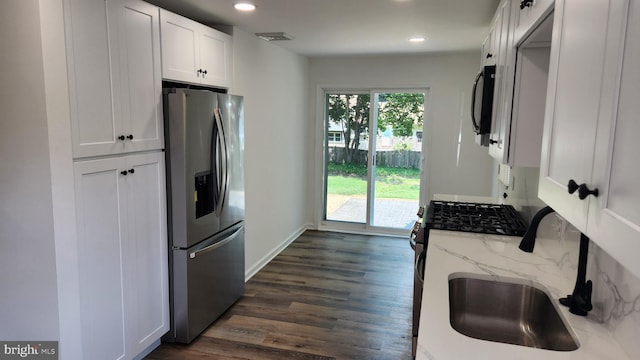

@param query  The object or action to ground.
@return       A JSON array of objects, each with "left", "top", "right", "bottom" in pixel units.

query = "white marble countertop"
[{"left": 416, "top": 230, "right": 631, "bottom": 360}]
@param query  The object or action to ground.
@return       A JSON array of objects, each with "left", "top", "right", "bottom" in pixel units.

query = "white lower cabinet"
[
  {"left": 74, "top": 152, "right": 169, "bottom": 359},
  {"left": 539, "top": 0, "right": 640, "bottom": 278}
]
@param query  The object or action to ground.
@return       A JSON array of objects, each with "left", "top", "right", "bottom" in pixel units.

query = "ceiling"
[{"left": 145, "top": 0, "right": 501, "bottom": 57}]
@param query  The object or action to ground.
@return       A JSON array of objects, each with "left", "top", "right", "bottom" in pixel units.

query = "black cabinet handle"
[
  {"left": 568, "top": 179, "right": 579, "bottom": 194},
  {"left": 489, "top": 139, "right": 498, "bottom": 145},
  {"left": 118, "top": 135, "right": 125, "bottom": 141},
  {"left": 120, "top": 170, "right": 128, "bottom": 176},
  {"left": 128, "top": 168, "right": 135, "bottom": 174},
  {"left": 568, "top": 179, "right": 599, "bottom": 200},
  {"left": 578, "top": 184, "right": 599, "bottom": 200},
  {"left": 126, "top": 134, "right": 133, "bottom": 140},
  {"left": 486, "top": 53, "right": 493, "bottom": 59},
  {"left": 202, "top": 69, "right": 207, "bottom": 75},
  {"left": 520, "top": 0, "right": 533, "bottom": 10}
]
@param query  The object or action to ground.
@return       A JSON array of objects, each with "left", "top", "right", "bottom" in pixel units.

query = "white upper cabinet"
[
  {"left": 540, "top": 0, "right": 640, "bottom": 278},
  {"left": 65, "top": 0, "right": 164, "bottom": 158},
  {"left": 487, "top": 0, "right": 553, "bottom": 166},
  {"left": 481, "top": 35, "right": 492, "bottom": 66},
  {"left": 482, "top": 15, "right": 499, "bottom": 66},
  {"left": 487, "top": 0, "right": 512, "bottom": 159},
  {"left": 160, "top": 9, "right": 232, "bottom": 88},
  {"left": 539, "top": 0, "right": 610, "bottom": 231},
  {"left": 587, "top": 0, "right": 640, "bottom": 278}
]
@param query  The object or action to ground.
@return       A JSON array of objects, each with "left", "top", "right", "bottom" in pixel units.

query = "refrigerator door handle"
[
  {"left": 213, "top": 109, "right": 228, "bottom": 215},
  {"left": 210, "top": 110, "right": 220, "bottom": 211},
  {"left": 189, "top": 226, "right": 243, "bottom": 259},
  {"left": 220, "top": 111, "right": 230, "bottom": 211},
  {"left": 214, "top": 109, "right": 229, "bottom": 216}
]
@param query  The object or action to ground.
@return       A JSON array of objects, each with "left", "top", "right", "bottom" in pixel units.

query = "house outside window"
[{"left": 328, "top": 131, "right": 342, "bottom": 142}]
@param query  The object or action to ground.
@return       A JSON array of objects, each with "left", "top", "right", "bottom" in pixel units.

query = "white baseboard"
[{"left": 244, "top": 222, "right": 313, "bottom": 281}]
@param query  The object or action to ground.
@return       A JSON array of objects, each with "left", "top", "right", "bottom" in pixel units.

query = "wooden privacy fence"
[{"left": 327, "top": 147, "right": 421, "bottom": 169}]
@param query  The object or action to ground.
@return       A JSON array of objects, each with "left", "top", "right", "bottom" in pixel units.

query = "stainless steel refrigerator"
[{"left": 163, "top": 88, "right": 245, "bottom": 344}]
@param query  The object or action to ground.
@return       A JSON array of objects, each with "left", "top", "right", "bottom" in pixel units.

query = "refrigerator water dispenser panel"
[{"left": 195, "top": 171, "right": 214, "bottom": 219}]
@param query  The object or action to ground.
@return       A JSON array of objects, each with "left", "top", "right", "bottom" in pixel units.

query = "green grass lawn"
[{"left": 327, "top": 163, "right": 420, "bottom": 199}]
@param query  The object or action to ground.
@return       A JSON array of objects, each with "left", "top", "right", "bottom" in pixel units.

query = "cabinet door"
[
  {"left": 65, "top": 0, "right": 122, "bottom": 158},
  {"left": 160, "top": 9, "right": 199, "bottom": 84},
  {"left": 488, "top": 0, "right": 512, "bottom": 160},
  {"left": 538, "top": 0, "right": 611, "bottom": 232},
  {"left": 123, "top": 152, "right": 169, "bottom": 355},
  {"left": 589, "top": 0, "right": 640, "bottom": 278},
  {"left": 198, "top": 26, "right": 232, "bottom": 88},
  {"left": 481, "top": 35, "right": 492, "bottom": 66},
  {"left": 484, "top": 11, "right": 501, "bottom": 66},
  {"left": 110, "top": 0, "right": 164, "bottom": 153},
  {"left": 67, "top": 0, "right": 163, "bottom": 158},
  {"left": 74, "top": 157, "right": 128, "bottom": 360}
]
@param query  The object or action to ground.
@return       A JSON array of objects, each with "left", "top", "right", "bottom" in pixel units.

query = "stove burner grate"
[{"left": 425, "top": 201, "right": 528, "bottom": 236}]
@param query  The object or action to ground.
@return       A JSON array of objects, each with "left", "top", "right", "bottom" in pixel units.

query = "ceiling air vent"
[{"left": 255, "top": 32, "right": 293, "bottom": 41}]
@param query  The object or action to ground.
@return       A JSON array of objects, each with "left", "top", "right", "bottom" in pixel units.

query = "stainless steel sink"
[{"left": 448, "top": 276, "right": 579, "bottom": 351}]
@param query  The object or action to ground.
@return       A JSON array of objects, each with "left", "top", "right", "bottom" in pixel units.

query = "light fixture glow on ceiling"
[
  {"left": 234, "top": 2, "right": 256, "bottom": 11},
  {"left": 409, "top": 37, "right": 426, "bottom": 43}
]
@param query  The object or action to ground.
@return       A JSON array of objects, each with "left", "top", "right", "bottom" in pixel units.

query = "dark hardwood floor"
[{"left": 146, "top": 230, "right": 414, "bottom": 360}]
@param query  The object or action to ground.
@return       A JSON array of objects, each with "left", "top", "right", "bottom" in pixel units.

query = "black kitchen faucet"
[
  {"left": 518, "top": 206, "right": 555, "bottom": 253},
  {"left": 518, "top": 206, "right": 592, "bottom": 316},
  {"left": 559, "top": 233, "right": 593, "bottom": 316}
]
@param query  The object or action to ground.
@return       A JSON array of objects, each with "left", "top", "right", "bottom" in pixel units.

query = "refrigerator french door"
[{"left": 163, "top": 88, "right": 245, "bottom": 344}]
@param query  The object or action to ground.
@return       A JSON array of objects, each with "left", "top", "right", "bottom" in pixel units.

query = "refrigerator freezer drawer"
[{"left": 169, "top": 223, "right": 245, "bottom": 343}]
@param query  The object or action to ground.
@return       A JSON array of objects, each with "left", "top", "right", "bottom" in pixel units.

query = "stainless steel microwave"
[{"left": 471, "top": 65, "right": 496, "bottom": 146}]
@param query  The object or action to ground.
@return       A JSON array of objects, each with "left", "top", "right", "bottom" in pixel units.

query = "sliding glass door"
[
  {"left": 323, "top": 89, "right": 426, "bottom": 232},
  {"left": 324, "top": 92, "right": 370, "bottom": 224}
]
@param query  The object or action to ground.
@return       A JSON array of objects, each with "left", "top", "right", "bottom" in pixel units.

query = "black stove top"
[{"left": 424, "top": 200, "right": 528, "bottom": 237}]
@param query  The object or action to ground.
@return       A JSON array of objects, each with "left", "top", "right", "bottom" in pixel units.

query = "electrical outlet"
[{"left": 498, "top": 163, "right": 512, "bottom": 187}]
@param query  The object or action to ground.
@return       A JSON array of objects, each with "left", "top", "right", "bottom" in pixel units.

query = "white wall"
[
  {"left": 308, "top": 53, "right": 495, "bottom": 222},
  {"left": 231, "top": 29, "right": 311, "bottom": 278},
  {"left": 0, "top": 0, "right": 60, "bottom": 340}
]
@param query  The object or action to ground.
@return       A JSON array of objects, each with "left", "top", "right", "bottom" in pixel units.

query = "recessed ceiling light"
[
  {"left": 409, "top": 36, "right": 426, "bottom": 43},
  {"left": 234, "top": 2, "right": 256, "bottom": 11}
]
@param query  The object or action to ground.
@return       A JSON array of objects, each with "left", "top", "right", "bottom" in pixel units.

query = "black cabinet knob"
[
  {"left": 197, "top": 69, "right": 202, "bottom": 74},
  {"left": 126, "top": 134, "right": 133, "bottom": 140},
  {"left": 568, "top": 179, "right": 579, "bottom": 194},
  {"left": 489, "top": 139, "right": 498, "bottom": 145},
  {"left": 486, "top": 53, "right": 493, "bottom": 59},
  {"left": 202, "top": 70, "right": 207, "bottom": 75},
  {"left": 120, "top": 170, "right": 128, "bottom": 176},
  {"left": 128, "top": 168, "right": 135, "bottom": 174},
  {"left": 118, "top": 135, "right": 125, "bottom": 141},
  {"left": 578, "top": 184, "right": 599, "bottom": 200},
  {"left": 520, "top": 0, "right": 533, "bottom": 10}
]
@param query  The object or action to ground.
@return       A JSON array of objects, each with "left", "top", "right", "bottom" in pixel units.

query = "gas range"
[{"left": 423, "top": 200, "right": 528, "bottom": 237}]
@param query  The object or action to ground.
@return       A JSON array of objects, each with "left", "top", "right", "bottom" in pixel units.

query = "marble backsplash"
[{"left": 499, "top": 165, "right": 640, "bottom": 359}]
